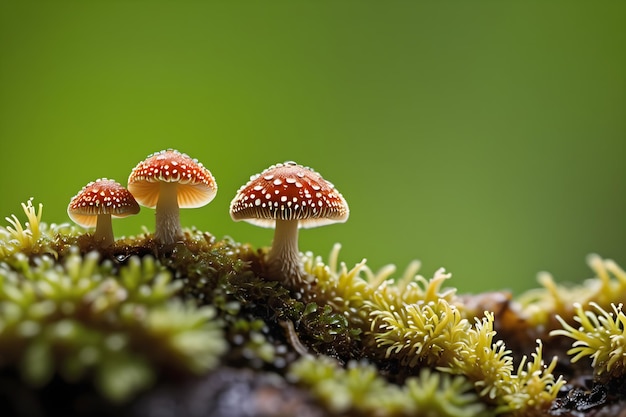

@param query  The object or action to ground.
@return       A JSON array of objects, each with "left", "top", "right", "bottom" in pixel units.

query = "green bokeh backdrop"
[{"left": 1, "top": 2, "right": 624, "bottom": 295}]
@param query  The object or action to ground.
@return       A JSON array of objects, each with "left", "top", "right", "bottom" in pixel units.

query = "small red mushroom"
[
  {"left": 230, "top": 161, "right": 349, "bottom": 288},
  {"left": 127, "top": 149, "right": 217, "bottom": 245},
  {"left": 67, "top": 178, "right": 140, "bottom": 247}
]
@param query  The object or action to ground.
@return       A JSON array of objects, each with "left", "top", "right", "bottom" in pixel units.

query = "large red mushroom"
[{"left": 230, "top": 161, "right": 349, "bottom": 288}]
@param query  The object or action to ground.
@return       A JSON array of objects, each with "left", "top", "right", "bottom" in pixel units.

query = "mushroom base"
[
  {"left": 267, "top": 252, "right": 308, "bottom": 289},
  {"left": 266, "top": 219, "right": 309, "bottom": 289}
]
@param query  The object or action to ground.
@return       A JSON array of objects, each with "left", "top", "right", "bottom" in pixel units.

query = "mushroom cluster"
[
  {"left": 67, "top": 153, "right": 350, "bottom": 290},
  {"left": 67, "top": 149, "right": 218, "bottom": 247}
]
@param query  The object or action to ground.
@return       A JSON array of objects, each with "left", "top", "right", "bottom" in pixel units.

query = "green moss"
[
  {"left": 517, "top": 253, "right": 626, "bottom": 330},
  {"left": 1, "top": 199, "right": 626, "bottom": 416},
  {"left": 288, "top": 354, "right": 488, "bottom": 417},
  {"left": 0, "top": 202, "right": 227, "bottom": 402},
  {"left": 302, "top": 244, "right": 564, "bottom": 415},
  {"left": 551, "top": 302, "right": 626, "bottom": 382}
]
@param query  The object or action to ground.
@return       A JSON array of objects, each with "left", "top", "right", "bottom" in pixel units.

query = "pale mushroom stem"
[
  {"left": 267, "top": 219, "right": 305, "bottom": 287},
  {"left": 154, "top": 182, "right": 182, "bottom": 245},
  {"left": 93, "top": 214, "right": 114, "bottom": 247}
]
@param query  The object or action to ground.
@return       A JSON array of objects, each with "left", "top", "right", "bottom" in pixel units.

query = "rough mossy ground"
[{"left": 0, "top": 200, "right": 625, "bottom": 416}]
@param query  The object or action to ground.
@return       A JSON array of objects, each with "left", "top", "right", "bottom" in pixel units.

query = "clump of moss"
[
  {"left": 288, "top": 354, "right": 488, "bottom": 417},
  {"left": 370, "top": 292, "right": 564, "bottom": 414},
  {"left": 551, "top": 302, "right": 626, "bottom": 383},
  {"left": 207, "top": 253, "right": 361, "bottom": 367},
  {"left": 517, "top": 254, "right": 626, "bottom": 330},
  {"left": 368, "top": 282, "right": 466, "bottom": 368},
  {"left": 0, "top": 198, "right": 77, "bottom": 260},
  {"left": 0, "top": 201, "right": 227, "bottom": 402},
  {"left": 301, "top": 244, "right": 565, "bottom": 415}
]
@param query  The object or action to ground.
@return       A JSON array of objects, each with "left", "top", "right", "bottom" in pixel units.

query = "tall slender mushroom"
[
  {"left": 127, "top": 149, "right": 217, "bottom": 245},
  {"left": 230, "top": 161, "right": 349, "bottom": 288},
  {"left": 67, "top": 178, "right": 140, "bottom": 247}
]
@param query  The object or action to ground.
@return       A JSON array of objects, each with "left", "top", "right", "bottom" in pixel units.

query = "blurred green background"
[{"left": 0, "top": 1, "right": 624, "bottom": 295}]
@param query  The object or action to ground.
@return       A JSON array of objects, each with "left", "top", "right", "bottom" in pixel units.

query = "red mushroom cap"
[
  {"left": 127, "top": 149, "right": 217, "bottom": 209},
  {"left": 67, "top": 178, "right": 140, "bottom": 227},
  {"left": 230, "top": 161, "right": 349, "bottom": 228}
]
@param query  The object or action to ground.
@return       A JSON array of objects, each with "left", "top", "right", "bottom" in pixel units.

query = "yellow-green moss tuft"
[
  {"left": 303, "top": 244, "right": 565, "bottom": 415},
  {"left": 0, "top": 245, "right": 227, "bottom": 402},
  {"left": 551, "top": 302, "right": 626, "bottom": 382},
  {"left": 288, "top": 354, "right": 488, "bottom": 417},
  {"left": 517, "top": 254, "right": 626, "bottom": 329},
  {"left": 0, "top": 199, "right": 78, "bottom": 259}
]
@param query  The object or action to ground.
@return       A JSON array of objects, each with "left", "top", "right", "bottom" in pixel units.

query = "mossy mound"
[{"left": 0, "top": 200, "right": 625, "bottom": 417}]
